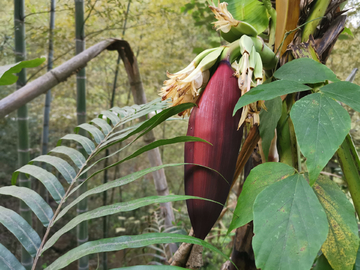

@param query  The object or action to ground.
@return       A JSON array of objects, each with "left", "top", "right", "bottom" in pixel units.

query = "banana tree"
[
  {"left": 1, "top": 0, "right": 360, "bottom": 270},
  {"left": 162, "top": 0, "right": 360, "bottom": 269}
]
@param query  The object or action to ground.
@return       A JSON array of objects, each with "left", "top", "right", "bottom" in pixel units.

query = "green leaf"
[
  {"left": 43, "top": 195, "right": 213, "bottom": 253},
  {"left": 233, "top": 81, "right": 311, "bottom": 115},
  {"left": 99, "top": 110, "right": 120, "bottom": 125},
  {"left": 90, "top": 118, "right": 112, "bottom": 135},
  {"left": 342, "top": 27, "right": 354, "bottom": 38},
  {"left": 0, "top": 58, "right": 45, "bottom": 85},
  {"left": 313, "top": 176, "right": 359, "bottom": 270},
  {"left": 45, "top": 233, "right": 229, "bottom": 270},
  {"left": 0, "top": 243, "right": 26, "bottom": 270},
  {"left": 31, "top": 155, "right": 76, "bottom": 184},
  {"left": 228, "top": 162, "right": 295, "bottom": 232},
  {"left": 49, "top": 146, "right": 86, "bottom": 169},
  {"left": 0, "top": 186, "right": 53, "bottom": 227},
  {"left": 104, "top": 126, "right": 138, "bottom": 146},
  {"left": 313, "top": 254, "right": 334, "bottom": 270},
  {"left": 321, "top": 81, "right": 360, "bottom": 112},
  {"left": 112, "top": 266, "right": 187, "bottom": 270},
  {"left": 12, "top": 165, "right": 65, "bottom": 203},
  {"left": 226, "top": 0, "right": 268, "bottom": 34},
  {"left": 57, "top": 134, "right": 95, "bottom": 155},
  {"left": 0, "top": 206, "right": 41, "bottom": 257},
  {"left": 290, "top": 93, "right": 351, "bottom": 183},
  {"left": 98, "top": 103, "right": 195, "bottom": 154},
  {"left": 75, "top": 123, "right": 104, "bottom": 144},
  {"left": 85, "top": 135, "right": 207, "bottom": 181},
  {"left": 273, "top": 58, "right": 339, "bottom": 84},
  {"left": 58, "top": 163, "right": 187, "bottom": 221},
  {"left": 253, "top": 174, "right": 329, "bottom": 270},
  {"left": 259, "top": 97, "right": 282, "bottom": 161},
  {"left": 110, "top": 98, "right": 166, "bottom": 121}
]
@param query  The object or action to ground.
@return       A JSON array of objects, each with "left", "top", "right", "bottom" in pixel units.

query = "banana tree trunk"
[
  {"left": 118, "top": 46, "right": 177, "bottom": 254},
  {"left": 75, "top": 1, "right": 88, "bottom": 269},
  {"left": 14, "top": 0, "right": 32, "bottom": 269}
]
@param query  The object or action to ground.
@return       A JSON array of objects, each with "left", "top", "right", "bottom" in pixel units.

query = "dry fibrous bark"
[{"left": 118, "top": 43, "right": 177, "bottom": 255}]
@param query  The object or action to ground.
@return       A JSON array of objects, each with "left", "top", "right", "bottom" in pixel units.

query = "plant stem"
[
  {"left": 36, "top": 2, "right": 56, "bottom": 269},
  {"left": 276, "top": 94, "right": 298, "bottom": 169}
]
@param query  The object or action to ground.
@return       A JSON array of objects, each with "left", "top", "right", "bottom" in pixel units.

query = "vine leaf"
[
  {"left": 45, "top": 233, "right": 230, "bottom": 270},
  {"left": 321, "top": 81, "right": 360, "bottom": 112},
  {"left": 290, "top": 93, "right": 351, "bottom": 184},
  {"left": 228, "top": 162, "right": 295, "bottom": 233},
  {"left": 233, "top": 80, "right": 311, "bottom": 115},
  {"left": 253, "top": 174, "right": 329, "bottom": 270},
  {"left": 273, "top": 58, "right": 339, "bottom": 83},
  {"left": 313, "top": 176, "right": 359, "bottom": 270},
  {"left": 259, "top": 97, "right": 282, "bottom": 161}
]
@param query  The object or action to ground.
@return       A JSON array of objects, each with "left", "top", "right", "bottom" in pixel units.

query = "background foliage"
[{"left": 0, "top": 0, "right": 359, "bottom": 269}]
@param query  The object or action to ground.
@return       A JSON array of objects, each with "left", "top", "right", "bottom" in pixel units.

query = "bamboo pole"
[
  {"left": 41, "top": 0, "right": 55, "bottom": 159},
  {"left": 74, "top": 0, "right": 88, "bottom": 269},
  {"left": 36, "top": 0, "right": 55, "bottom": 270},
  {"left": 36, "top": 3, "right": 56, "bottom": 259},
  {"left": 0, "top": 39, "right": 122, "bottom": 118},
  {"left": 14, "top": 1, "right": 33, "bottom": 269}
]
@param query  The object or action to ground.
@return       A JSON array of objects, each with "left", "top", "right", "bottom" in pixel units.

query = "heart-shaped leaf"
[
  {"left": 253, "top": 174, "right": 329, "bottom": 270},
  {"left": 228, "top": 162, "right": 295, "bottom": 233},
  {"left": 233, "top": 80, "right": 311, "bottom": 115},
  {"left": 313, "top": 176, "right": 359, "bottom": 270},
  {"left": 321, "top": 81, "right": 360, "bottom": 112},
  {"left": 290, "top": 93, "right": 351, "bottom": 183},
  {"left": 274, "top": 58, "right": 339, "bottom": 84}
]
